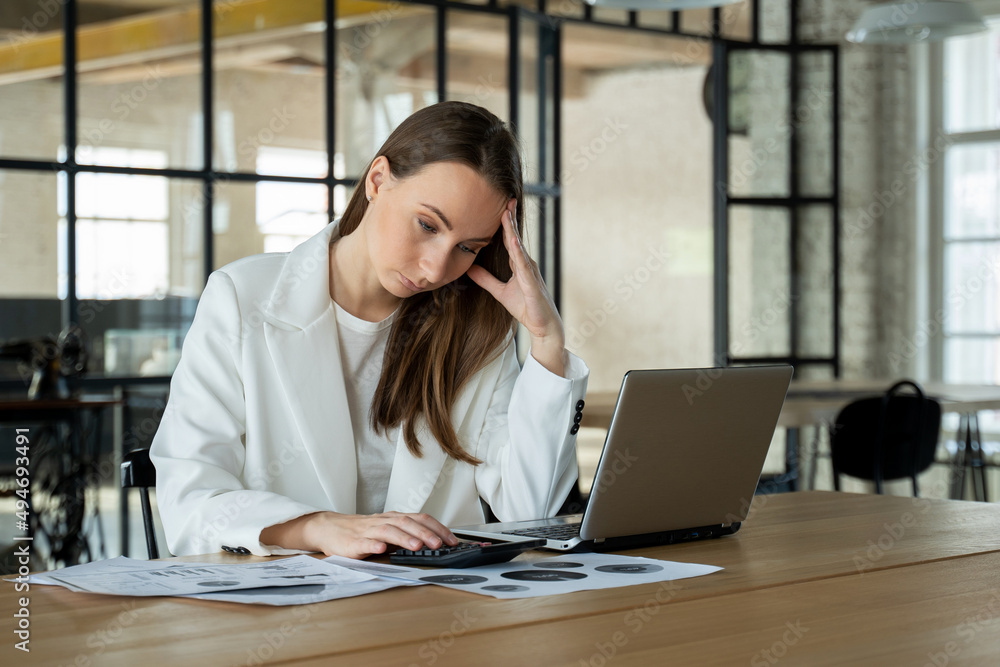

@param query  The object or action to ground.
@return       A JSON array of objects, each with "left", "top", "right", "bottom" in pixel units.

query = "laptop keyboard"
[{"left": 501, "top": 523, "right": 581, "bottom": 540}]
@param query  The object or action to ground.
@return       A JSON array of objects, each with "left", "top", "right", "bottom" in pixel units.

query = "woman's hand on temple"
[
  {"left": 466, "top": 200, "right": 567, "bottom": 376},
  {"left": 259, "top": 510, "right": 459, "bottom": 559}
]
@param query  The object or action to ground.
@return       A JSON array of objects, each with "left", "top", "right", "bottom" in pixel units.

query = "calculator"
[{"left": 390, "top": 539, "right": 545, "bottom": 568}]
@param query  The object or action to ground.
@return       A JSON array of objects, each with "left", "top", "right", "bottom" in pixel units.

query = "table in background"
[
  {"left": 0, "top": 397, "right": 119, "bottom": 569},
  {"left": 582, "top": 380, "right": 1000, "bottom": 499},
  {"left": 784, "top": 380, "right": 1000, "bottom": 500},
  {"left": 3, "top": 492, "right": 1000, "bottom": 665}
]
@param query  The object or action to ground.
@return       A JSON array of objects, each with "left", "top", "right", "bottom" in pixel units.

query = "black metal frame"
[
  {"left": 712, "top": 3, "right": 841, "bottom": 379},
  {"left": 709, "top": 3, "right": 840, "bottom": 494},
  {"left": 1, "top": 0, "right": 757, "bottom": 394},
  {"left": 2, "top": 0, "right": 841, "bottom": 403}
]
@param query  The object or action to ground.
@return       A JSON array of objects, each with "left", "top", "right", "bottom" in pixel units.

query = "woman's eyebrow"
[
  {"left": 421, "top": 203, "right": 453, "bottom": 230},
  {"left": 420, "top": 202, "right": 493, "bottom": 243}
]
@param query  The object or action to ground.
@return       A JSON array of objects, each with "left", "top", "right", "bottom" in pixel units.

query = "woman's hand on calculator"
[{"left": 260, "top": 510, "right": 460, "bottom": 559}]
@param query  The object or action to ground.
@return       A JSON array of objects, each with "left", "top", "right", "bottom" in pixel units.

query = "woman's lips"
[{"left": 400, "top": 273, "right": 422, "bottom": 292}]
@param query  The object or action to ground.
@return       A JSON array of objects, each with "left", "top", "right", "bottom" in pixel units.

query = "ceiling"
[{"left": 0, "top": 0, "right": 715, "bottom": 92}]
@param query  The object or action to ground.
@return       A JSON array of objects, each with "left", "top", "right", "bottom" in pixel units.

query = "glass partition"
[
  {"left": 76, "top": 1, "right": 203, "bottom": 170},
  {"left": 728, "top": 49, "right": 790, "bottom": 198},
  {"left": 728, "top": 206, "right": 791, "bottom": 358},
  {"left": 0, "top": 1, "right": 64, "bottom": 161},
  {"left": 561, "top": 24, "right": 713, "bottom": 391},
  {"left": 447, "top": 10, "right": 509, "bottom": 121},
  {"left": 338, "top": 3, "right": 438, "bottom": 177},
  {"left": 215, "top": 0, "right": 327, "bottom": 175},
  {"left": 0, "top": 170, "right": 63, "bottom": 386}
]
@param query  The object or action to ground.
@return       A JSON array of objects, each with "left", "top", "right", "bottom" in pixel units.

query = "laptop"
[{"left": 453, "top": 365, "right": 794, "bottom": 551}]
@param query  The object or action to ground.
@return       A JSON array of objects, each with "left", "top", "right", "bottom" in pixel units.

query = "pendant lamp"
[{"left": 847, "top": 1, "right": 987, "bottom": 43}]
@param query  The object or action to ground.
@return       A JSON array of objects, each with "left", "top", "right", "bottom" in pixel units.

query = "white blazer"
[{"left": 150, "top": 222, "right": 589, "bottom": 556}]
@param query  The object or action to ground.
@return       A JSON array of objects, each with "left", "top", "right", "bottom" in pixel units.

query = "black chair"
[
  {"left": 120, "top": 448, "right": 159, "bottom": 559},
  {"left": 557, "top": 479, "right": 588, "bottom": 515},
  {"left": 830, "top": 380, "right": 942, "bottom": 496}
]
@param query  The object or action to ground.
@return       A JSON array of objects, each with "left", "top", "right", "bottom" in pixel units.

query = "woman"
[{"left": 150, "top": 101, "right": 589, "bottom": 559}]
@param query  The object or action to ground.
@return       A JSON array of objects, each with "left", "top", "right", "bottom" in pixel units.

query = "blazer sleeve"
[
  {"left": 149, "top": 271, "right": 322, "bottom": 557},
  {"left": 473, "top": 340, "right": 589, "bottom": 521}
]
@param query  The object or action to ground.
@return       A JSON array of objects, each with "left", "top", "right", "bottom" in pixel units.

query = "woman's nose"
[{"left": 419, "top": 247, "right": 450, "bottom": 285}]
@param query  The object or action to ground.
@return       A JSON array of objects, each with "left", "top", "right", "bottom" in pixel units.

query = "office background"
[{"left": 0, "top": 0, "right": 998, "bottom": 562}]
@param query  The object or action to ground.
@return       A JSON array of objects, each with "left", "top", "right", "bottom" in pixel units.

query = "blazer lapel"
[
  {"left": 382, "top": 419, "right": 448, "bottom": 513},
  {"left": 264, "top": 223, "right": 358, "bottom": 512},
  {"left": 383, "top": 363, "right": 492, "bottom": 513}
]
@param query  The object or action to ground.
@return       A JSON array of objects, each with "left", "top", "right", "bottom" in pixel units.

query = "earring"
[{"left": 367, "top": 195, "right": 373, "bottom": 202}]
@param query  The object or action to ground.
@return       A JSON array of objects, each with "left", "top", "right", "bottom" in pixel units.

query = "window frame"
[
  {"left": 927, "top": 16, "right": 1000, "bottom": 382},
  {"left": 0, "top": 0, "right": 780, "bottom": 394}
]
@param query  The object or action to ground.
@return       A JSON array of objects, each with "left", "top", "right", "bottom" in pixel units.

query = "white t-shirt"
[{"left": 333, "top": 302, "right": 399, "bottom": 515}]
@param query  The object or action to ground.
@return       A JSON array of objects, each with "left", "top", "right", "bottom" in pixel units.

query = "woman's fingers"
[
  {"left": 505, "top": 218, "right": 550, "bottom": 311},
  {"left": 503, "top": 204, "right": 530, "bottom": 269},
  {"left": 372, "top": 523, "right": 429, "bottom": 551},
  {"left": 468, "top": 199, "right": 563, "bottom": 345},
  {"left": 466, "top": 264, "right": 503, "bottom": 296},
  {"left": 351, "top": 512, "right": 457, "bottom": 554},
  {"left": 347, "top": 538, "right": 390, "bottom": 559},
  {"left": 406, "top": 512, "right": 460, "bottom": 546},
  {"left": 298, "top": 511, "right": 460, "bottom": 559},
  {"left": 467, "top": 203, "right": 530, "bottom": 299},
  {"left": 377, "top": 513, "right": 455, "bottom": 549}
]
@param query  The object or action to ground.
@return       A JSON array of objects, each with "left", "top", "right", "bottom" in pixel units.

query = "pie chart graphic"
[
  {"left": 501, "top": 570, "right": 588, "bottom": 582},
  {"left": 532, "top": 561, "right": 584, "bottom": 569},
  {"left": 594, "top": 564, "right": 664, "bottom": 574},
  {"left": 419, "top": 574, "right": 489, "bottom": 585},
  {"left": 482, "top": 584, "right": 529, "bottom": 592}
]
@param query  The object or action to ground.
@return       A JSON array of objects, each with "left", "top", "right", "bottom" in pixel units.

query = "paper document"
[
  {"left": 182, "top": 578, "right": 421, "bottom": 606},
  {"left": 381, "top": 552, "right": 722, "bottom": 599},
  {"left": 21, "top": 555, "right": 378, "bottom": 596},
  {"left": 322, "top": 554, "right": 423, "bottom": 581},
  {"left": 8, "top": 552, "right": 721, "bottom": 604}
]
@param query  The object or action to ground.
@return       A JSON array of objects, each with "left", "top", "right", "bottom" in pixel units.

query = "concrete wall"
[
  {"left": 562, "top": 63, "right": 715, "bottom": 392},
  {"left": 799, "top": 0, "right": 922, "bottom": 380}
]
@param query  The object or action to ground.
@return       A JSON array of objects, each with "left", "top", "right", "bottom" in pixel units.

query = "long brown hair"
[{"left": 337, "top": 101, "right": 523, "bottom": 465}]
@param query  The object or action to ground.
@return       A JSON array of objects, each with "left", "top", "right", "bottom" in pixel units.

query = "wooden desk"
[{"left": 3, "top": 492, "right": 999, "bottom": 665}]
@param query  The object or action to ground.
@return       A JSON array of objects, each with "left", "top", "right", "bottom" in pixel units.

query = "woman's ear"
[{"left": 367, "top": 156, "right": 392, "bottom": 198}]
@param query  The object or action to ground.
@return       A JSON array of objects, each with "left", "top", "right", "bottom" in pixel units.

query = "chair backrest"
[
  {"left": 120, "top": 448, "right": 160, "bottom": 559},
  {"left": 121, "top": 448, "right": 156, "bottom": 488},
  {"left": 831, "top": 380, "right": 942, "bottom": 492}
]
